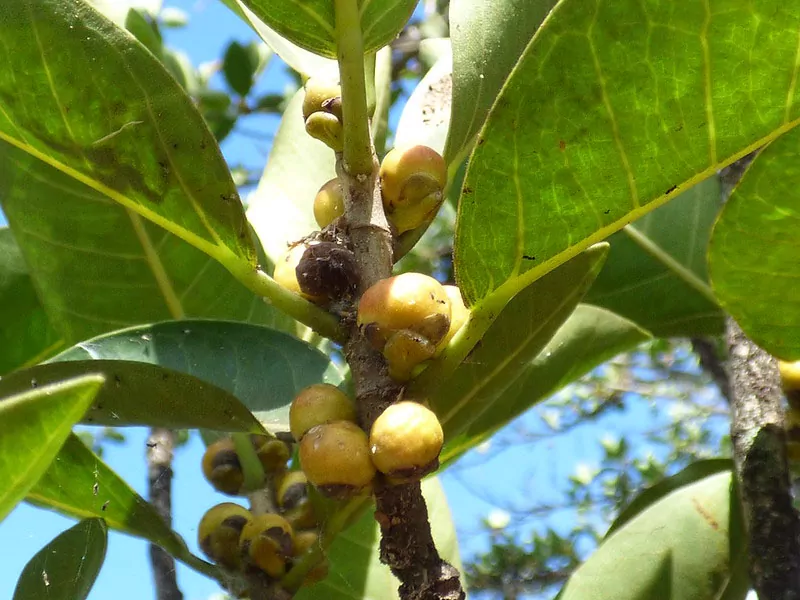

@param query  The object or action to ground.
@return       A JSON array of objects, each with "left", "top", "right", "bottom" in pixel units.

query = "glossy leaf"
[
  {"left": 0, "top": 0, "right": 255, "bottom": 271},
  {"left": 0, "top": 360, "right": 264, "bottom": 432},
  {"left": 429, "top": 245, "right": 609, "bottom": 459},
  {"left": 395, "top": 47, "right": 452, "bottom": 155},
  {"left": 223, "top": 0, "right": 338, "bottom": 78},
  {"left": 1, "top": 144, "right": 292, "bottom": 346},
  {"left": 0, "top": 375, "right": 104, "bottom": 522},
  {"left": 50, "top": 320, "right": 344, "bottom": 432},
  {"left": 248, "top": 90, "right": 337, "bottom": 265},
  {"left": 455, "top": 0, "right": 800, "bottom": 305},
  {"left": 445, "top": 0, "right": 557, "bottom": 165},
  {"left": 585, "top": 177, "right": 723, "bottom": 337},
  {"left": 442, "top": 304, "right": 650, "bottom": 464},
  {"left": 295, "top": 477, "right": 460, "bottom": 600},
  {"left": 27, "top": 434, "right": 210, "bottom": 574},
  {"left": 12, "top": 518, "right": 107, "bottom": 600},
  {"left": 0, "top": 228, "right": 63, "bottom": 374},
  {"left": 709, "top": 128, "right": 800, "bottom": 359},
  {"left": 560, "top": 470, "right": 746, "bottom": 600},
  {"left": 237, "top": 0, "right": 417, "bottom": 59}
]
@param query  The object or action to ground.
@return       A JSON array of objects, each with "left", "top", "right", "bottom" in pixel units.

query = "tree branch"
[
  {"left": 690, "top": 337, "right": 730, "bottom": 401},
  {"left": 333, "top": 1, "right": 465, "bottom": 597},
  {"left": 146, "top": 428, "right": 183, "bottom": 600},
  {"left": 726, "top": 320, "right": 800, "bottom": 599}
]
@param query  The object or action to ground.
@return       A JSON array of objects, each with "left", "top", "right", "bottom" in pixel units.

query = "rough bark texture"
[
  {"left": 727, "top": 320, "right": 800, "bottom": 599},
  {"left": 338, "top": 154, "right": 465, "bottom": 599},
  {"left": 146, "top": 428, "right": 183, "bottom": 600}
]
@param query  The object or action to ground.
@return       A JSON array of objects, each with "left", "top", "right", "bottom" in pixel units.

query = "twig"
[
  {"left": 146, "top": 428, "right": 183, "bottom": 600},
  {"left": 726, "top": 320, "right": 800, "bottom": 599},
  {"left": 691, "top": 337, "right": 731, "bottom": 401},
  {"left": 333, "top": 1, "right": 465, "bottom": 597}
]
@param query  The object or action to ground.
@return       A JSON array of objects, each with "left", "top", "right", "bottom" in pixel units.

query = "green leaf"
[
  {"left": 1, "top": 144, "right": 292, "bottom": 345},
  {"left": 124, "top": 7, "right": 163, "bottom": 58},
  {"left": 442, "top": 303, "right": 650, "bottom": 464},
  {"left": 28, "top": 434, "right": 212, "bottom": 575},
  {"left": 607, "top": 459, "right": 734, "bottom": 536},
  {"left": 50, "top": 320, "right": 344, "bottom": 432},
  {"left": 427, "top": 245, "right": 607, "bottom": 459},
  {"left": 395, "top": 47, "right": 452, "bottom": 155},
  {"left": 223, "top": 41, "right": 259, "bottom": 97},
  {"left": 0, "top": 0, "right": 255, "bottom": 270},
  {"left": 455, "top": 0, "right": 800, "bottom": 305},
  {"left": 248, "top": 89, "right": 337, "bottom": 265},
  {"left": 560, "top": 470, "right": 745, "bottom": 600},
  {"left": 0, "top": 375, "right": 104, "bottom": 522},
  {"left": 709, "top": 129, "right": 800, "bottom": 359},
  {"left": 12, "top": 518, "right": 107, "bottom": 600},
  {"left": 0, "top": 359, "right": 264, "bottom": 432},
  {"left": 585, "top": 178, "right": 723, "bottom": 337},
  {"left": 445, "top": 0, "right": 557, "bottom": 165},
  {"left": 223, "top": 0, "right": 338, "bottom": 78},
  {"left": 235, "top": 0, "right": 416, "bottom": 59},
  {"left": 0, "top": 228, "right": 63, "bottom": 374},
  {"left": 295, "top": 477, "right": 460, "bottom": 599}
]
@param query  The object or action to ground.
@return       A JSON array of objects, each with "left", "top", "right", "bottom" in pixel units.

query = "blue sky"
[{"left": 0, "top": 2, "right": 716, "bottom": 599}]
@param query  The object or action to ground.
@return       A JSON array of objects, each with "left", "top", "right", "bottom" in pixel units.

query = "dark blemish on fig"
[
  {"left": 665, "top": 185, "right": 678, "bottom": 195},
  {"left": 477, "top": 137, "right": 485, "bottom": 145},
  {"left": 463, "top": 186, "right": 473, "bottom": 194},
  {"left": 200, "top": 141, "right": 207, "bottom": 150},
  {"left": 604, "top": 209, "right": 611, "bottom": 215},
  {"left": 30, "top": 378, "right": 38, "bottom": 388},
  {"left": 559, "top": 140, "right": 566, "bottom": 151},
  {"left": 522, "top": 255, "right": 536, "bottom": 261},
  {"left": 172, "top": 142, "right": 179, "bottom": 149}
]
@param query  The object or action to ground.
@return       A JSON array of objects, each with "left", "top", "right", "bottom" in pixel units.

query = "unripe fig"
[
  {"left": 313, "top": 178, "right": 346, "bottom": 229},
  {"left": 239, "top": 513, "right": 295, "bottom": 578},
  {"left": 202, "top": 438, "right": 245, "bottom": 495},
  {"left": 305, "top": 111, "right": 343, "bottom": 152},
  {"left": 299, "top": 421, "right": 376, "bottom": 499},
  {"left": 276, "top": 470, "right": 318, "bottom": 529},
  {"left": 434, "top": 285, "right": 469, "bottom": 356},
  {"left": 302, "top": 79, "right": 342, "bottom": 121},
  {"left": 380, "top": 145, "right": 447, "bottom": 208},
  {"left": 779, "top": 360, "right": 800, "bottom": 392},
  {"left": 386, "top": 192, "right": 441, "bottom": 234},
  {"left": 290, "top": 383, "right": 357, "bottom": 442},
  {"left": 198, "top": 502, "right": 252, "bottom": 569},
  {"left": 369, "top": 401, "right": 443, "bottom": 482},
  {"left": 357, "top": 272, "right": 451, "bottom": 351},
  {"left": 273, "top": 244, "right": 326, "bottom": 304},
  {"left": 383, "top": 329, "right": 437, "bottom": 382},
  {"left": 250, "top": 435, "right": 291, "bottom": 474},
  {"left": 291, "top": 529, "right": 329, "bottom": 584}
]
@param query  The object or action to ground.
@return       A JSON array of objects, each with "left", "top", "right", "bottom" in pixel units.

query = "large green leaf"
[
  {"left": 560, "top": 470, "right": 746, "bottom": 600},
  {"left": 27, "top": 434, "right": 213, "bottom": 576},
  {"left": 444, "top": 0, "right": 558, "bottom": 165},
  {"left": 295, "top": 477, "right": 460, "bottom": 600},
  {"left": 0, "top": 375, "right": 103, "bottom": 522},
  {"left": 222, "top": 0, "right": 338, "bottom": 78},
  {"left": 442, "top": 304, "right": 650, "bottom": 464},
  {"left": 0, "top": 0, "right": 254, "bottom": 271},
  {"left": 12, "top": 518, "right": 107, "bottom": 600},
  {"left": 0, "top": 228, "right": 63, "bottom": 374},
  {"left": 455, "top": 0, "right": 800, "bottom": 306},
  {"left": 421, "top": 245, "right": 610, "bottom": 460},
  {"left": 709, "top": 129, "right": 800, "bottom": 359},
  {"left": 585, "top": 177, "right": 723, "bottom": 337},
  {"left": 237, "top": 0, "right": 416, "bottom": 59},
  {"left": 1, "top": 144, "right": 292, "bottom": 345},
  {"left": 0, "top": 360, "right": 264, "bottom": 431},
  {"left": 248, "top": 89, "right": 337, "bottom": 265},
  {"left": 51, "top": 320, "right": 344, "bottom": 432}
]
